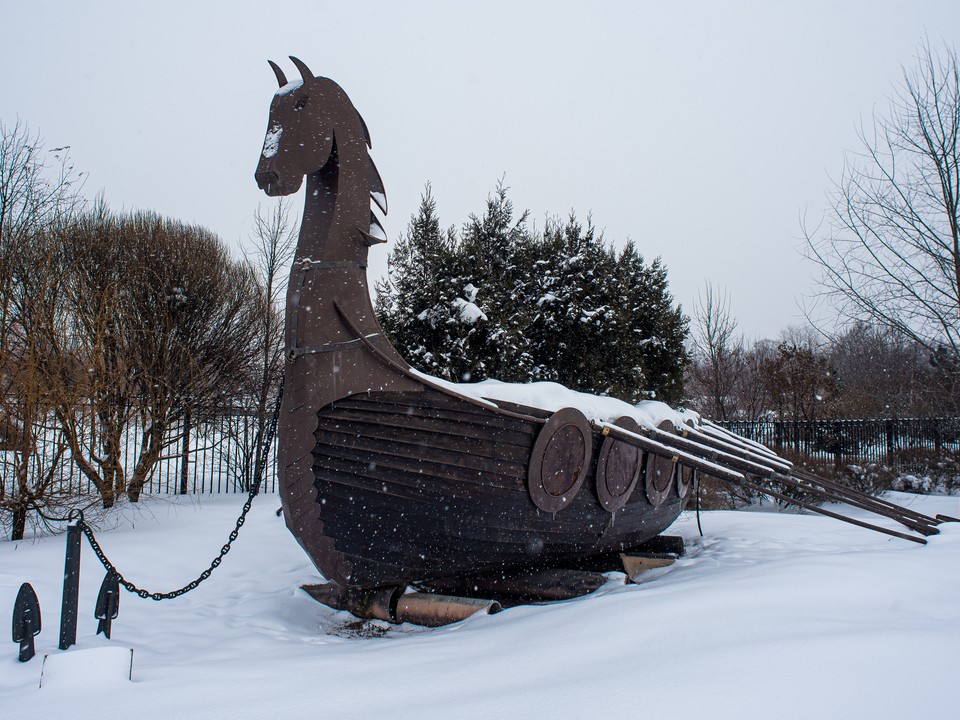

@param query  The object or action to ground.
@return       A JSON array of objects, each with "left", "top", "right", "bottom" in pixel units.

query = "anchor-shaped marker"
[
  {"left": 12, "top": 583, "right": 42, "bottom": 662},
  {"left": 95, "top": 572, "right": 120, "bottom": 639}
]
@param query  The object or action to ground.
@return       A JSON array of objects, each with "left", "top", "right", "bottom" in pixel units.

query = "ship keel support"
[{"left": 301, "top": 582, "right": 501, "bottom": 626}]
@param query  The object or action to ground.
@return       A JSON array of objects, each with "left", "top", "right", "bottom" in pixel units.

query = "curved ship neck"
[
  {"left": 284, "top": 130, "right": 411, "bottom": 397},
  {"left": 277, "top": 117, "right": 422, "bottom": 587}
]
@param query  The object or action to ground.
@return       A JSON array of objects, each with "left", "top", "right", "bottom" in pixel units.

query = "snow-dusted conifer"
[
  {"left": 453, "top": 182, "right": 534, "bottom": 381},
  {"left": 612, "top": 242, "right": 688, "bottom": 404},
  {"left": 375, "top": 185, "right": 460, "bottom": 378},
  {"left": 524, "top": 215, "right": 619, "bottom": 390},
  {"left": 376, "top": 185, "right": 688, "bottom": 401}
]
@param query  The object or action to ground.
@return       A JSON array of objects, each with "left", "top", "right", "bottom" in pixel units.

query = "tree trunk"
[
  {"left": 11, "top": 438, "right": 33, "bottom": 540},
  {"left": 12, "top": 503, "right": 26, "bottom": 541},
  {"left": 55, "top": 407, "right": 118, "bottom": 510},
  {"left": 128, "top": 420, "right": 164, "bottom": 502},
  {"left": 127, "top": 483, "right": 142, "bottom": 503}
]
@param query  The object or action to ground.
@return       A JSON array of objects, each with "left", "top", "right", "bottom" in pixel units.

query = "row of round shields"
[{"left": 527, "top": 408, "right": 693, "bottom": 513}]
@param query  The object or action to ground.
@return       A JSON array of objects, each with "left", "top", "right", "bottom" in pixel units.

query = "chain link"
[{"left": 78, "top": 380, "right": 284, "bottom": 601}]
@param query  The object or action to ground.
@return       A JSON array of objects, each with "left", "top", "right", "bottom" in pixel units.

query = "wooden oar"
[
  {"left": 786, "top": 466, "right": 943, "bottom": 532},
  {"left": 689, "top": 420, "right": 943, "bottom": 533},
  {"left": 730, "top": 475, "right": 927, "bottom": 545},
  {"left": 639, "top": 421, "right": 941, "bottom": 538}
]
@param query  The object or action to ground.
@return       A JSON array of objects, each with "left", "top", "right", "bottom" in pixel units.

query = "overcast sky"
[{"left": 2, "top": 1, "right": 958, "bottom": 339}]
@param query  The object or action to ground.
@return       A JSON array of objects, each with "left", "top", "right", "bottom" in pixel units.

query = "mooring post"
[{"left": 58, "top": 515, "right": 82, "bottom": 650}]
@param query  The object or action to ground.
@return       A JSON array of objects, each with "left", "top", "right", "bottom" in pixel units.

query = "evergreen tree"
[
  {"left": 524, "top": 215, "right": 620, "bottom": 391},
  {"left": 375, "top": 185, "right": 460, "bottom": 379},
  {"left": 452, "top": 182, "right": 533, "bottom": 382},
  {"left": 613, "top": 243, "right": 688, "bottom": 404},
  {"left": 375, "top": 184, "right": 689, "bottom": 402}
]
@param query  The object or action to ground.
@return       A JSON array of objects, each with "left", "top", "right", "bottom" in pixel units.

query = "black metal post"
[
  {"left": 179, "top": 407, "right": 192, "bottom": 495},
  {"left": 886, "top": 418, "right": 895, "bottom": 461},
  {"left": 58, "top": 520, "right": 82, "bottom": 650},
  {"left": 832, "top": 420, "right": 842, "bottom": 469}
]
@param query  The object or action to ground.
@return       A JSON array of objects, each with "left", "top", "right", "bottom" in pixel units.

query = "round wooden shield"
[
  {"left": 645, "top": 421, "right": 678, "bottom": 507},
  {"left": 595, "top": 416, "right": 643, "bottom": 512},
  {"left": 527, "top": 407, "right": 593, "bottom": 513},
  {"left": 677, "top": 464, "right": 694, "bottom": 500}
]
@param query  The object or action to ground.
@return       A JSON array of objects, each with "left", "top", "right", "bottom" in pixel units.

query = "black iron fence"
[
  {"left": 0, "top": 412, "right": 279, "bottom": 501},
  {"left": 717, "top": 417, "right": 960, "bottom": 471},
  {"left": 5, "top": 414, "right": 959, "bottom": 502}
]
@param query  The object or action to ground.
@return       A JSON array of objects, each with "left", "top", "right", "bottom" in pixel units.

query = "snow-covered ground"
[{"left": 2, "top": 492, "right": 958, "bottom": 720}]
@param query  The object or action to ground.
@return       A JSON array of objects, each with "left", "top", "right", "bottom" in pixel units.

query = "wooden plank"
[
  {"left": 330, "top": 395, "right": 537, "bottom": 435},
  {"left": 316, "top": 496, "right": 449, "bottom": 559},
  {"left": 314, "top": 460, "right": 604, "bottom": 539},
  {"left": 323, "top": 407, "right": 535, "bottom": 450},
  {"left": 313, "top": 432, "right": 529, "bottom": 488},
  {"left": 445, "top": 519, "right": 601, "bottom": 546},
  {"left": 312, "top": 465, "right": 449, "bottom": 504},
  {"left": 317, "top": 414, "right": 533, "bottom": 463},
  {"left": 480, "top": 398, "right": 553, "bottom": 419},
  {"left": 620, "top": 552, "right": 676, "bottom": 582},
  {"left": 313, "top": 442, "right": 527, "bottom": 494},
  {"left": 314, "top": 453, "right": 511, "bottom": 500}
]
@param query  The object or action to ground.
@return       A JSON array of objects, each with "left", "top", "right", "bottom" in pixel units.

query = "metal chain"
[{"left": 77, "top": 380, "right": 284, "bottom": 601}]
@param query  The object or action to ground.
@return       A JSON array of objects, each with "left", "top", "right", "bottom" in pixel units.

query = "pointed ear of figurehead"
[
  {"left": 289, "top": 56, "right": 314, "bottom": 81},
  {"left": 268, "top": 60, "right": 288, "bottom": 88}
]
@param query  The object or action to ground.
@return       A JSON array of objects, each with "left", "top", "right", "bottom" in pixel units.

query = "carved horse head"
[{"left": 254, "top": 57, "right": 387, "bottom": 243}]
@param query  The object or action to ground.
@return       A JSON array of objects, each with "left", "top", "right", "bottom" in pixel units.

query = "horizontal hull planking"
[{"left": 310, "top": 388, "right": 688, "bottom": 588}]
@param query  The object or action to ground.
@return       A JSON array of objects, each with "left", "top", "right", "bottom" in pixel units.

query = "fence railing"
[
  {"left": 5, "top": 414, "right": 959, "bottom": 502},
  {"left": 0, "top": 412, "right": 279, "bottom": 501},
  {"left": 716, "top": 417, "right": 960, "bottom": 471}
]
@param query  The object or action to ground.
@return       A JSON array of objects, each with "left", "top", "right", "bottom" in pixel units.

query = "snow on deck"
[{"left": 414, "top": 370, "right": 700, "bottom": 430}]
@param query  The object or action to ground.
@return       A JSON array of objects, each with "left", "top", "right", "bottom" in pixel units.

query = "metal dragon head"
[
  {"left": 254, "top": 57, "right": 387, "bottom": 238},
  {"left": 255, "top": 57, "right": 339, "bottom": 196}
]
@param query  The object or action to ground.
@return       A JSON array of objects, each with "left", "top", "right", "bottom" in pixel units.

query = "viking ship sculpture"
[{"left": 254, "top": 58, "right": 955, "bottom": 625}]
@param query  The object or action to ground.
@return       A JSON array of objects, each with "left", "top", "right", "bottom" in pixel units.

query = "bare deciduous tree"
[
  {"left": 0, "top": 121, "right": 87, "bottom": 539},
  {"left": 0, "top": 119, "right": 84, "bottom": 239},
  {"left": 828, "top": 322, "right": 960, "bottom": 417},
  {"left": 231, "top": 199, "right": 295, "bottom": 490},
  {"left": 689, "top": 282, "right": 742, "bottom": 421},
  {"left": 762, "top": 327, "right": 835, "bottom": 423},
  {"left": 52, "top": 210, "right": 263, "bottom": 506},
  {"left": 806, "top": 39, "right": 960, "bottom": 360},
  {"left": 0, "top": 232, "right": 75, "bottom": 538}
]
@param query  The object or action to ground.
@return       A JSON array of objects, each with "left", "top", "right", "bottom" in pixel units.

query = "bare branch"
[{"left": 805, "top": 39, "right": 960, "bottom": 360}]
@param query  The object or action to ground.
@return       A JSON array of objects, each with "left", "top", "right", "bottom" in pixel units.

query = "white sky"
[{"left": 2, "top": 1, "right": 958, "bottom": 339}]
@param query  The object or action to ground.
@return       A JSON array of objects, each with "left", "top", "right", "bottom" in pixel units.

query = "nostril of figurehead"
[{"left": 255, "top": 169, "right": 280, "bottom": 192}]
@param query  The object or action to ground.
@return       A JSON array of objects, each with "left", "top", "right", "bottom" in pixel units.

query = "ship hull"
[{"left": 309, "top": 386, "right": 687, "bottom": 589}]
